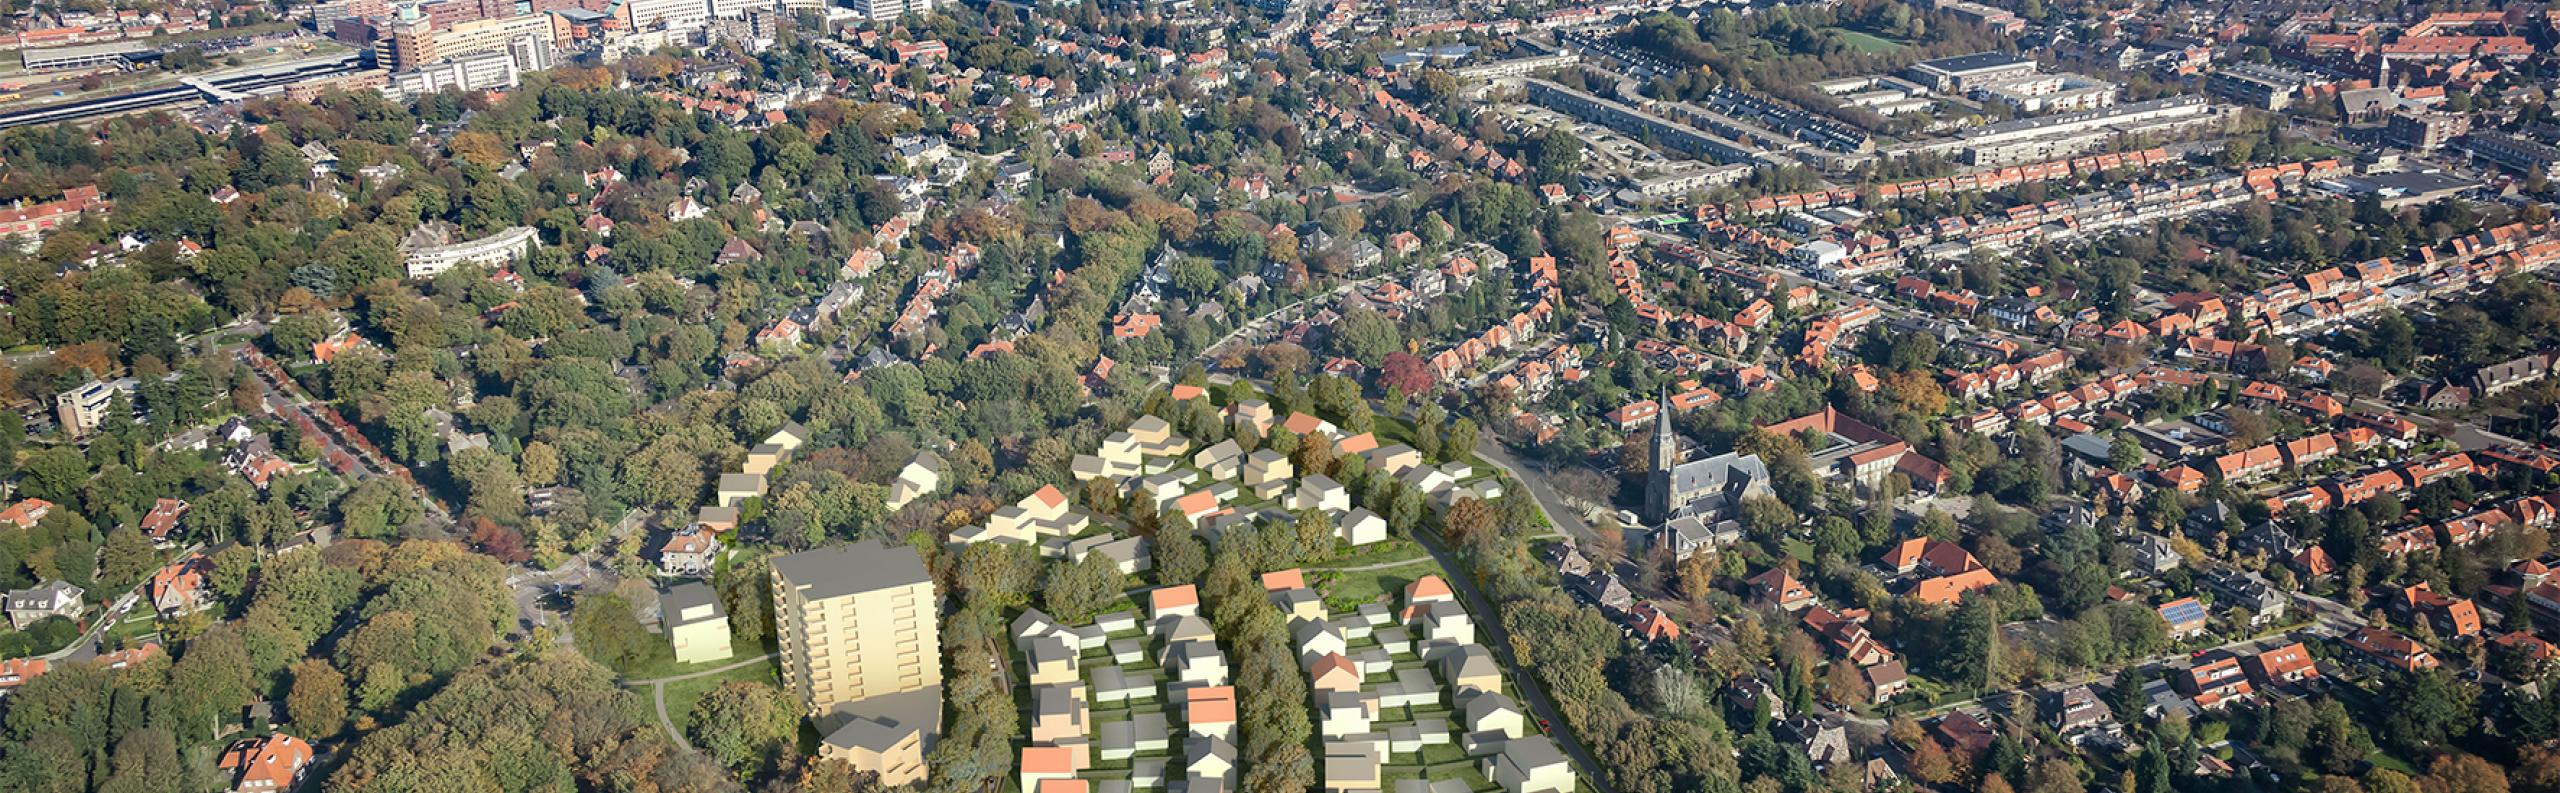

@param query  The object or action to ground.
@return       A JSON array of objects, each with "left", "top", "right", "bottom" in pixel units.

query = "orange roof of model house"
[
  {"left": 1149, "top": 584, "right": 1199, "bottom": 612},
  {"left": 1187, "top": 686, "right": 1238, "bottom": 725},
  {"left": 1405, "top": 575, "right": 1453, "bottom": 603}
]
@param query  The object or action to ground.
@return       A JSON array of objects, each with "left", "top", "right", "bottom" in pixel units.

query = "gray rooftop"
[
  {"left": 1915, "top": 51, "right": 2034, "bottom": 75},
  {"left": 660, "top": 581, "right": 725, "bottom": 625},
  {"left": 771, "top": 539, "right": 933, "bottom": 601}
]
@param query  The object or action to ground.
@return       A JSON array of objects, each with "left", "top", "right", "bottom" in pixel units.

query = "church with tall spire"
[{"left": 1642, "top": 388, "right": 1773, "bottom": 525}]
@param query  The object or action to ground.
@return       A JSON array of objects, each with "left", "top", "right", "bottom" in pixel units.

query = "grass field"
[
  {"left": 658, "top": 656, "right": 780, "bottom": 730},
  {"left": 1832, "top": 28, "right": 1909, "bottom": 53},
  {"left": 616, "top": 633, "right": 771, "bottom": 681},
  {"left": 1318, "top": 559, "right": 1447, "bottom": 611}
]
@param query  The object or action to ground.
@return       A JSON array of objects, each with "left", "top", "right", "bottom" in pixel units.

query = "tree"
[
  {"left": 327, "top": 646, "right": 727, "bottom": 791},
  {"left": 1154, "top": 517, "right": 1208, "bottom": 584},
  {"left": 2422, "top": 753, "right": 2509, "bottom": 793},
  {"left": 1741, "top": 496, "right": 1798, "bottom": 543},
  {"left": 1445, "top": 418, "right": 1479, "bottom": 461},
  {"left": 95, "top": 526, "right": 155, "bottom": 591},
  {"left": 1334, "top": 308, "right": 1402, "bottom": 365},
  {"left": 1046, "top": 552, "right": 1123, "bottom": 624},
  {"left": 569, "top": 593, "right": 661, "bottom": 673},
  {"left": 716, "top": 556, "right": 773, "bottom": 649},
  {"left": 520, "top": 441, "right": 562, "bottom": 486},
  {"left": 285, "top": 660, "right": 349, "bottom": 738},
  {"left": 1941, "top": 597, "right": 2003, "bottom": 690},
  {"left": 686, "top": 680, "right": 798, "bottom": 775},
  {"left": 1910, "top": 739, "right": 1958, "bottom": 785},
  {"left": 1822, "top": 661, "right": 1869, "bottom": 706},
  {"left": 955, "top": 542, "right": 1038, "bottom": 609},
  {"left": 2383, "top": 668, "right": 2475, "bottom": 751},
  {"left": 1444, "top": 498, "right": 1497, "bottom": 547},
  {"left": 1531, "top": 127, "right": 1585, "bottom": 183}
]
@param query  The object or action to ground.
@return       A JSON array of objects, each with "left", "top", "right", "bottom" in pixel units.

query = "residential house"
[
  {"left": 2157, "top": 597, "right": 2210, "bottom": 639},
  {"left": 2178, "top": 655, "right": 2255, "bottom": 709},
  {"left": 217, "top": 733, "right": 314, "bottom": 793},
  {"left": 148, "top": 555, "right": 211, "bottom": 617},
  {"left": 5, "top": 581, "right": 82, "bottom": 630},
  {"left": 2392, "top": 582, "right": 2483, "bottom": 638},
  {"left": 658, "top": 529, "right": 721, "bottom": 578},
  {"left": 1484, "top": 736, "right": 1574, "bottom": 793},
  {"left": 662, "top": 582, "right": 733, "bottom": 664},
  {"left": 2343, "top": 626, "right": 2440, "bottom": 672},
  {"left": 2241, "top": 642, "right": 2319, "bottom": 688}
]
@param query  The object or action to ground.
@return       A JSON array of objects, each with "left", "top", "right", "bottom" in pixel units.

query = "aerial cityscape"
[{"left": 5, "top": 0, "right": 2560, "bottom": 791}]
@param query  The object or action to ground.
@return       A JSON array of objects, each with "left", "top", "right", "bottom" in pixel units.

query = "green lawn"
[
  {"left": 658, "top": 655, "right": 779, "bottom": 730},
  {"left": 102, "top": 613, "right": 160, "bottom": 648},
  {"left": 615, "top": 633, "right": 773, "bottom": 681},
  {"left": 1365, "top": 412, "right": 1488, "bottom": 471},
  {"left": 1318, "top": 559, "right": 1448, "bottom": 611},
  {"left": 2365, "top": 750, "right": 2420, "bottom": 775},
  {"left": 1313, "top": 539, "right": 1429, "bottom": 570},
  {"left": 1831, "top": 28, "right": 1909, "bottom": 53}
]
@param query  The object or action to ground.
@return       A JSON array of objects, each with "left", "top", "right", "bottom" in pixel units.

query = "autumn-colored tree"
[
  {"left": 1909, "top": 740, "right": 1958, "bottom": 785},
  {"left": 1443, "top": 498, "right": 1496, "bottom": 547},
  {"left": 285, "top": 659, "right": 349, "bottom": 738},
  {"left": 1378, "top": 352, "right": 1435, "bottom": 395},
  {"left": 1821, "top": 661, "right": 1868, "bottom": 707},
  {"left": 2514, "top": 744, "right": 2560, "bottom": 793},
  {"left": 2422, "top": 753, "right": 2509, "bottom": 793},
  {"left": 448, "top": 130, "right": 511, "bottom": 169}
]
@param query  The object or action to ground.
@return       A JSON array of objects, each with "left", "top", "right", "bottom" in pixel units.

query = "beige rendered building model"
[{"left": 772, "top": 540, "right": 944, "bottom": 786}]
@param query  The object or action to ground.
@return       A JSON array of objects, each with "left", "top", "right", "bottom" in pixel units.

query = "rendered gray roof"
[
  {"left": 660, "top": 582, "right": 724, "bottom": 624},
  {"left": 771, "top": 539, "right": 932, "bottom": 601}
]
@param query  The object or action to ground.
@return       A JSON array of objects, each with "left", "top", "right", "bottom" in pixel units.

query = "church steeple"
[
  {"left": 1645, "top": 386, "right": 1679, "bottom": 523},
  {"left": 1651, "top": 386, "right": 1679, "bottom": 473}
]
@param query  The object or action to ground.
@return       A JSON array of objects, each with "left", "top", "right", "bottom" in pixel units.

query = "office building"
[
  {"left": 428, "top": 13, "right": 555, "bottom": 64},
  {"left": 390, "top": 48, "right": 521, "bottom": 96},
  {"left": 846, "top": 0, "right": 933, "bottom": 24},
  {"left": 400, "top": 221, "right": 536, "bottom": 278},
  {"left": 1972, "top": 73, "right": 2119, "bottom": 114},
  {"left": 1925, "top": 95, "right": 2218, "bottom": 166},
  {"left": 772, "top": 541, "right": 942, "bottom": 787},
  {"left": 623, "top": 0, "right": 712, "bottom": 30},
  {"left": 57, "top": 378, "right": 135, "bottom": 438},
  {"left": 1524, "top": 79, "right": 1761, "bottom": 164},
  {"left": 20, "top": 41, "right": 148, "bottom": 71}
]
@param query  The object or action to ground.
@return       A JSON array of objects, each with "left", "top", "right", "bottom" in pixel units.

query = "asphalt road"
[
  {"left": 1471, "top": 437, "right": 1600, "bottom": 546},
  {"left": 1409, "top": 526, "right": 1619, "bottom": 793}
]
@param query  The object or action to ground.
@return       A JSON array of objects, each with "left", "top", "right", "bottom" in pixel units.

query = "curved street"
[{"left": 1410, "top": 526, "right": 1619, "bottom": 793}]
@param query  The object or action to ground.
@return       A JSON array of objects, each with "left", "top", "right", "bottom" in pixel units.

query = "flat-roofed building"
[
  {"left": 773, "top": 540, "right": 943, "bottom": 786},
  {"left": 1906, "top": 51, "right": 2039, "bottom": 91},
  {"left": 2206, "top": 63, "right": 2311, "bottom": 110},
  {"left": 20, "top": 41, "right": 148, "bottom": 71}
]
